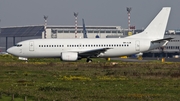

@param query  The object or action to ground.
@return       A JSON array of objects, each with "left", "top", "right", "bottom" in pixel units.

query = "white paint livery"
[{"left": 7, "top": 7, "right": 172, "bottom": 62}]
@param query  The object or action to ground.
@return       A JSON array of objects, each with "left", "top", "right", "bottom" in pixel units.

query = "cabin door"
[
  {"left": 29, "top": 41, "right": 34, "bottom": 51},
  {"left": 135, "top": 40, "right": 140, "bottom": 51}
]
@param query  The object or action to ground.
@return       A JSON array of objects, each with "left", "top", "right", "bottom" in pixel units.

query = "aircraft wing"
[
  {"left": 79, "top": 48, "right": 111, "bottom": 57},
  {"left": 151, "top": 37, "right": 173, "bottom": 43}
]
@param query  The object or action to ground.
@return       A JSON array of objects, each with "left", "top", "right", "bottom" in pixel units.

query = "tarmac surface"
[{"left": 111, "top": 57, "right": 180, "bottom": 62}]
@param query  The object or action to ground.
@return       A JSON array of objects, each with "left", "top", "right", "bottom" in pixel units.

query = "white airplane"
[{"left": 7, "top": 7, "right": 172, "bottom": 62}]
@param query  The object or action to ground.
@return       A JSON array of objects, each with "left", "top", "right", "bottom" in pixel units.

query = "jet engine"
[{"left": 61, "top": 52, "right": 78, "bottom": 61}]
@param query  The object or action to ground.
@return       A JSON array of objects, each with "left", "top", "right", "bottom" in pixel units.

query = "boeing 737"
[{"left": 7, "top": 7, "right": 172, "bottom": 62}]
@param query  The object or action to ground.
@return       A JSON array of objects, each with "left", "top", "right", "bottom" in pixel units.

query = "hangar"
[{"left": 0, "top": 25, "right": 44, "bottom": 51}]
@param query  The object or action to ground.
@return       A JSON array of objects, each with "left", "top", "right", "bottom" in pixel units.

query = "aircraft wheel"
[{"left": 86, "top": 58, "right": 92, "bottom": 63}]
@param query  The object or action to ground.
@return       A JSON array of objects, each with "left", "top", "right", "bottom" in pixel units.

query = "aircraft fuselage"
[{"left": 7, "top": 38, "right": 164, "bottom": 58}]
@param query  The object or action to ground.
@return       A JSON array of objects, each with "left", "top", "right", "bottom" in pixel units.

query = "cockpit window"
[{"left": 15, "top": 44, "right": 22, "bottom": 47}]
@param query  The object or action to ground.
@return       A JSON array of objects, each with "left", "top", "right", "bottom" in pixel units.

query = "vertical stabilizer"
[
  {"left": 128, "top": 7, "right": 171, "bottom": 40},
  {"left": 82, "top": 19, "right": 88, "bottom": 38}
]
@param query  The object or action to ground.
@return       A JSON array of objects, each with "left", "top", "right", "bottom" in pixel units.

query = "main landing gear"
[{"left": 86, "top": 58, "right": 92, "bottom": 63}]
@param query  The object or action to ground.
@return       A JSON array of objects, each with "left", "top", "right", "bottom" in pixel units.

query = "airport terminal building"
[{"left": 44, "top": 25, "right": 124, "bottom": 39}]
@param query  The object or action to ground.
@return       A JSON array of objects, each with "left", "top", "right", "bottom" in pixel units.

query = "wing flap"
[{"left": 79, "top": 48, "right": 111, "bottom": 57}]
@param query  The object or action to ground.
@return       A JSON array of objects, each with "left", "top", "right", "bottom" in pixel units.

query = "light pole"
[
  {"left": 44, "top": 16, "right": 48, "bottom": 39},
  {"left": 74, "top": 12, "right": 78, "bottom": 38},
  {"left": 126, "top": 7, "right": 132, "bottom": 30}
]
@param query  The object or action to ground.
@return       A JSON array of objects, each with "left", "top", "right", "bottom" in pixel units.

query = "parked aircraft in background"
[
  {"left": 82, "top": 19, "right": 88, "bottom": 38},
  {"left": 82, "top": 18, "right": 100, "bottom": 38},
  {"left": 7, "top": 7, "right": 172, "bottom": 62}
]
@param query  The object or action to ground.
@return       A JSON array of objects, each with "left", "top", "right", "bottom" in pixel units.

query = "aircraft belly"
[
  {"left": 100, "top": 48, "right": 137, "bottom": 57},
  {"left": 24, "top": 51, "right": 60, "bottom": 58}
]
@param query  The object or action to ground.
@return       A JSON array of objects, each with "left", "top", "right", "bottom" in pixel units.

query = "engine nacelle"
[{"left": 61, "top": 52, "right": 78, "bottom": 61}]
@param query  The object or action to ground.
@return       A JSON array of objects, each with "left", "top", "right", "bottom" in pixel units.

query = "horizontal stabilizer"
[{"left": 151, "top": 37, "right": 173, "bottom": 43}]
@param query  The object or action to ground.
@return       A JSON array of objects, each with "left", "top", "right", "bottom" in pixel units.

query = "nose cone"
[{"left": 7, "top": 47, "right": 14, "bottom": 55}]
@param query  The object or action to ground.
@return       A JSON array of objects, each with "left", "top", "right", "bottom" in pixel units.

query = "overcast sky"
[{"left": 0, "top": 0, "right": 180, "bottom": 29}]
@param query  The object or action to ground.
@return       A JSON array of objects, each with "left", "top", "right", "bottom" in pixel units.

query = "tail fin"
[
  {"left": 128, "top": 7, "right": 171, "bottom": 40},
  {"left": 82, "top": 19, "right": 88, "bottom": 38}
]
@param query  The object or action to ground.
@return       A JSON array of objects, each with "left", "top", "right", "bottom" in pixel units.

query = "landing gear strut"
[{"left": 86, "top": 58, "right": 92, "bottom": 63}]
